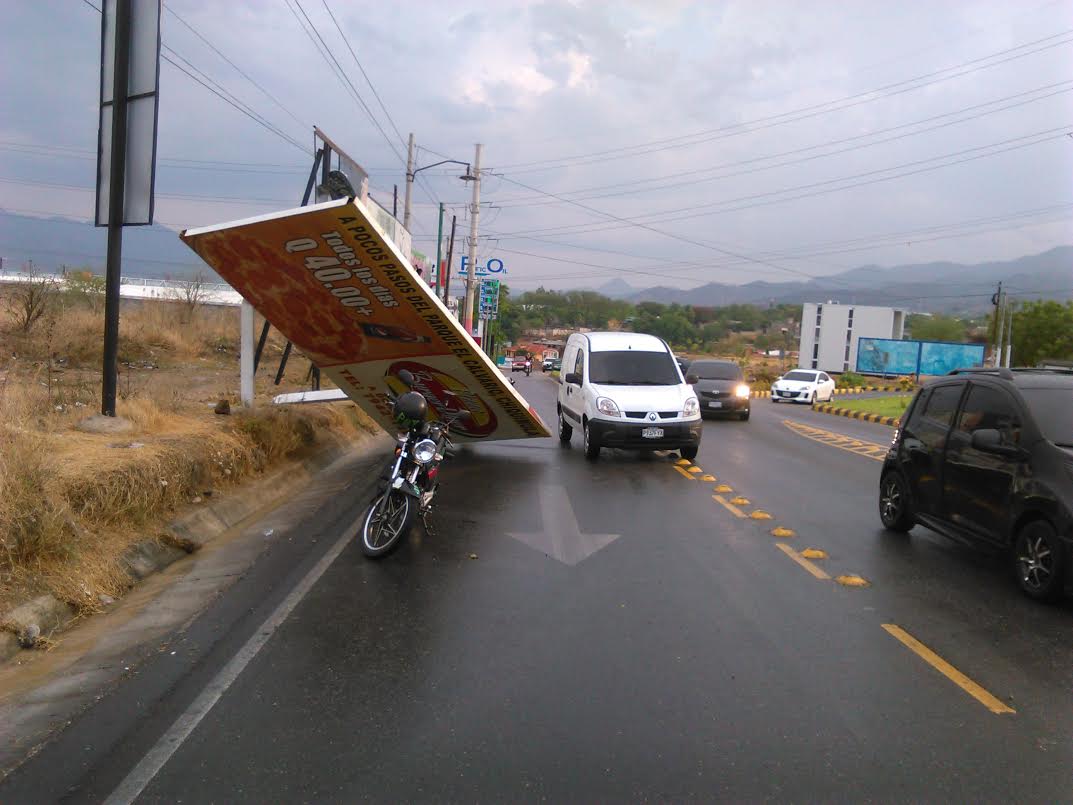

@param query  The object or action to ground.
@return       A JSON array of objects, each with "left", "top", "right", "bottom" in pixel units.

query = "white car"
[
  {"left": 557, "top": 331, "right": 702, "bottom": 461},
  {"left": 770, "top": 370, "right": 836, "bottom": 404}
]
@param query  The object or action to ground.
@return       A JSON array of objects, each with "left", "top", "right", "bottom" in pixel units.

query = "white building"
[{"left": 798, "top": 302, "right": 906, "bottom": 373}]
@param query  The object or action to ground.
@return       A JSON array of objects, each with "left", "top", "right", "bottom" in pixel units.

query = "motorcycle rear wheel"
[{"left": 360, "top": 490, "right": 414, "bottom": 558}]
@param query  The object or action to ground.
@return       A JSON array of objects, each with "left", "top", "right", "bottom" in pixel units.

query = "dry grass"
[{"left": 0, "top": 292, "right": 378, "bottom": 617}]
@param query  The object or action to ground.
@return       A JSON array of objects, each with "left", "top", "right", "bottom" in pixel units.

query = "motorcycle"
[
  {"left": 524, "top": 359, "right": 532, "bottom": 376},
  {"left": 359, "top": 370, "right": 469, "bottom": 558}
]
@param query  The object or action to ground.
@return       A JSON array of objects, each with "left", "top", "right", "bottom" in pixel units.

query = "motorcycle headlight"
[
  {"left": 683, "top": 397, "right": 699, "bottom": 416},
  {"left": 596, "top": 397, "right": 621, "bottom": 417},
  {"left": 735, "top": 384, "right": 750, "bottom": 399},
  {"left": 412, "top": 438, "right": 437, "bottom": 464}
]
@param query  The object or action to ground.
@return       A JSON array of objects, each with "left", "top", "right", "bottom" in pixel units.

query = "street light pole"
[
  {"left": 463, "top": 143, "right": 482, "bottom": 336},
  {"left": 403, "top": 132, "right": 415, "bottom": 232}
]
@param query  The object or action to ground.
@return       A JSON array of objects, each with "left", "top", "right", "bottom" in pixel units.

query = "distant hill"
[
  {"left": 616, "top": 246, "right": 1073, "bottom": 314},
  {"left": 0, "top": 210, "right": 219, "bottom": 281}
]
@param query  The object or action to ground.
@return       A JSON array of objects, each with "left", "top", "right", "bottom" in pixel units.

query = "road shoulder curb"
[
  {"left": 1, "top": 430, "right": 380, "bottom": 666},
  {"left": 814, "top": 402, "right": 900, "bottom": 427}
]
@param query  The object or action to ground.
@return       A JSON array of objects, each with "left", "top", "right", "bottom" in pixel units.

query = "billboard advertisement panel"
[
  {"left": 180, "top": 198, "right": 549, "bottom": 443},
  {"left": 856, "top": 337, "right": 986, "bottom": 376}
]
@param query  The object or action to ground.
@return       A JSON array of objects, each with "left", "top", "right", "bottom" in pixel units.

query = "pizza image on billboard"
[{"left": 180, "top": 198, "right": 549, "bottom": 443}]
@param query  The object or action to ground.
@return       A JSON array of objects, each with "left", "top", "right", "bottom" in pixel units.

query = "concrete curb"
[
  {"left": 814, "top": 402, "right": 901, "bottom": 427},
  {"left": 0, "top": 430, "right": 379, "bottom": 666}
]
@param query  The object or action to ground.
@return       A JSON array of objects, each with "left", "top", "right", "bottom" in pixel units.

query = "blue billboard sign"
[{"left": 857, "top": 338, "right": 985, "bottom": 377}]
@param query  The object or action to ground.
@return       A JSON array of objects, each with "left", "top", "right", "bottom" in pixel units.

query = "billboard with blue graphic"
[{"left": 857, "top": 338, "right": 985, "bottom": 377}]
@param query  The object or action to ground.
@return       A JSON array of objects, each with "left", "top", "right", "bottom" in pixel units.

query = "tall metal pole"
[
  {"left": 403, "top": 132, "right": 415, "bottom": 232},
  {"left": 463, "top": 143, "right": 482, "bottom": 335},
  {"left": 102, "top": 0, "right": 132, "bottom": 417},
  {"left": 444, "top": 214, "right": 457, "bottom": 308},
  {"left": 434, "top": 201, "right": 444, "bottom": 294}
]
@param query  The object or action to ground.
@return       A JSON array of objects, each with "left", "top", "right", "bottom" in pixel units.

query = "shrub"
[{"left": 837, "top": 371, "right": 868, "bottom": 388}]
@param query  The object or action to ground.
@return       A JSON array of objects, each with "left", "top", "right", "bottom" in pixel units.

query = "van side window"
[
  {"left": 921, "top": 384, "right": 962, "bottom": 428},
  {"left": 573, "top": 349, "right": 585, "bottom": 382},
  {"left": 957, "top": 385, "right": 1023, "bottom": 444}
]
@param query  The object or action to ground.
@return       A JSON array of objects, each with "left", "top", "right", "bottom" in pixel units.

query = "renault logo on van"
[{"left": 648, "top": 412, "right": 657, "bottom": 421}]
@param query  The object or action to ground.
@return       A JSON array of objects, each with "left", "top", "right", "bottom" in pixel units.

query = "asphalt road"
[{"left": 4, "top": 372, "right": 1073, "bottom": 802}]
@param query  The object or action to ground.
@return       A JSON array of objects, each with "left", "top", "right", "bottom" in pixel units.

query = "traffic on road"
[{"left": 2, "top": 354, "right": 1072, "bottom": 803}]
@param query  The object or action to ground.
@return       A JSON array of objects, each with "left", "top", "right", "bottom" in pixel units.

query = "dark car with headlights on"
[
  {"left": 687, "top": 359, "right": 751, "bottom": 421},
  {"left": 878, "top": 368, "right": 1073, "bottom": 601}
]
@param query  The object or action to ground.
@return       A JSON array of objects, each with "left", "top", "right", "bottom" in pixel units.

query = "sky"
[{"left": 2, "top": 0, "right": 1072, "bottom": 291}]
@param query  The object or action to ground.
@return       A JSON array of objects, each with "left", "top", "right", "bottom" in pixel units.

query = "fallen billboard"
[
  {"left": 180, "top": 198, "right": 550, "bottom": 443},
  {"left": 856, "top": 337, "right": 986, "bottom": 377}
]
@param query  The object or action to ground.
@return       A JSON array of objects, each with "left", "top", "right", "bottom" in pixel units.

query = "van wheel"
[
  {"left": 1014, "top": 520, "right": 1065, "bottom": 602},
  {"left": 558, "top": 410, "right": 573, "bottom": 444},
  {"left": 583, "top": 422, "right": 600, "bottom": 460},
  {"left": 878, "top": 472, "right": 913, "bottom": 532},
  {"left": 679, "top": 445, "right": 699, "bottom": 461},
  {"left": 739, "top": 411, "right": 750, "bottom": 422}
]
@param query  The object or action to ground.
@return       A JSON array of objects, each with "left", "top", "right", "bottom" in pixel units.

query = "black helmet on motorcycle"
[{"left": 393, "top": 391, "right": 427, "bottom": 429}]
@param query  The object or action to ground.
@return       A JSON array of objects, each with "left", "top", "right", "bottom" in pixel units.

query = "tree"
[
  {"left": 5, "top": 261, "right": 57, "bottom": 334},
  {"left": 1011, "top": 300, "right": 1073, "bottom": 366},
  {"left": 174, "top": 271, "right": 207, "bottom": 322},
  {"left": 908, "top": 313, "right": 966, "bottom": 342}
]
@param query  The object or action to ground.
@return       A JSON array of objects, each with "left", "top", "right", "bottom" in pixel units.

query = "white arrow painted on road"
[{"left": 508, "top": 485, "right": 620, "bottom": 566}]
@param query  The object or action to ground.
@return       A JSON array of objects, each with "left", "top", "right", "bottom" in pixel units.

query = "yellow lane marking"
[
  {"left": 673, "top": 466, "right": 696, "bottom": 480},
  {"left": 700, "top": 474, "right": 716, "bottom": 482},
  {"left": 782, "top": 419, "right": 889, "bottom": 462},
  {"left": 729, "top": 496, "right": 750, "bottom": 505},
  {"left": 881, "top": 624, "right": 1015, "bottom": 714},
  {"left": 714, "top": 484, "right": 733, "bottom": 493},
  {"left": 801, "top": 548, "right": 827, "bottom": 560},
  {"left": 676, "top": 458, "right": 692, "bottom": 466},
  {"left": 687, "top": 466, "right": 703, "bottom": 474},
  {"left": 749, "top": 510, "right": 773, "bottom": 520},
  {"left": 712, "top": 494, "right": 746, "bottom": 518},
  {"left": 836, "top": 574, "right": 870, "bottom": 587},
  {"left": 771, "top": 527, "right": 796, "bottom": 538},
  {"left": 775, "top": 542, "right": 830, "bottom": 580}
]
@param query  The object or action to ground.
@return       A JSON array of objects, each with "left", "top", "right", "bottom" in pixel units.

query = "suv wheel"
[
  {"left": 680, "top": 445, "right": 699, "bottom": 461},
  {"left": 583, "top": 421, "right": 600, "bottom": 460},
  {"left": 1014, "top": 520, "right": 1065, "bottom": 602},
  {"left": 879, "top": 472, "right": 913, "bottom": 532},
  {"left": 558, "top": 410, "right": 573, "bottom": 444}
]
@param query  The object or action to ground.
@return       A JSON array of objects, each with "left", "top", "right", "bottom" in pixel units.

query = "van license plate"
[
  {"left": 641, "top": 427, "right": 664, "bottom": 439},
  {"left": 708, "top": 401, "right": 722, "bottom": 409}
]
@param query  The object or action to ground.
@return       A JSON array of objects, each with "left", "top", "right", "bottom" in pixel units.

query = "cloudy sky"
[{"left": 2, "top": 0, "right": 1072, "bottom": 290}]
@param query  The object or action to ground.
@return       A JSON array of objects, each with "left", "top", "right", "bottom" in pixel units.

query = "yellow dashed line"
[
  {"left": 776, "top": 542, "right": 830, "bottom": 580},
  {"left": 673, "top": 465, "right": 696, "bottom": 480},
  {"left": 881, "top": 624, "right": 1015, "bottom": 714},
  {"left": 713, "top": 494, "right": 746, "bottom": 518}
]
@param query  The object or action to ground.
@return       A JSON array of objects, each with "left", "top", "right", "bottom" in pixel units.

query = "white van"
[{"left": 557, "top": 332, "right": 702, "bottom": 460}]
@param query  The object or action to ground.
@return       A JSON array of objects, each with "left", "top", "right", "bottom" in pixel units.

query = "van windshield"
[
  {"left": 589, "top": 350, "right": 681, "bottom": 385},
  {"left": 1020, "top": 388, "right": 1073, "bottom": 446}
]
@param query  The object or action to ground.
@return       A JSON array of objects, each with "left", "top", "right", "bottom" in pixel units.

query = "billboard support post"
[
  {"left": 240, "top": 300, "right": 255, "bottom": 407},
  {"left": 444, "top": 214, "right": 457, "bottom": 307}
]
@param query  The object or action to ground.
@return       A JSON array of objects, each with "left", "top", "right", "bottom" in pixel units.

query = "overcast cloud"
[{"left": 2, "top": 0, "right": 1072, "bottom": 289}]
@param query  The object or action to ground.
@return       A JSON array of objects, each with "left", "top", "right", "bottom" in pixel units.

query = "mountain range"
[
  {"left": 587, "top": 246, "right": 1073, "bottom": 314},
  {"left": 1, "top": 210, "right": 1068, "bottom": 314}
]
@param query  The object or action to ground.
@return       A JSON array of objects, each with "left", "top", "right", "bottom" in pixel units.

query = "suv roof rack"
[{"left": 947, "top": 367, "right": 1013, "bottom": 379}]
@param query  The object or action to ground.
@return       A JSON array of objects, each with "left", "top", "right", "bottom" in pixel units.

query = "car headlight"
[
  {"left": 735, "top": 384, "right": 750, "bottom": 398},
  {"left": 683, "top": 397, "right": 699, "bottom": 416},
  {"left": 596, "top": 396, "right": 621, "bottom": 417},
  {"left": 412, "top": 438, "right": 437, "bottom": 464}
]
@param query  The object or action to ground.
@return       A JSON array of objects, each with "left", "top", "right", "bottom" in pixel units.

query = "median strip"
[{"left": 881, "top": 624, "right": 1015, "bottom": 714}]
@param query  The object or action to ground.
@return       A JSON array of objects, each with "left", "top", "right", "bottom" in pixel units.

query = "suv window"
[
  {"left": 573, "top": 349, "right": 584, "bottom": 381},
  {"left": 956, "top": 384, "right": 1023, "bottom": 445},
  {"left": 1019, "top": 388, "right": 1073, "bottom": 446},
  {"left": 922, "top": 384, "right": 962, "bottom": 428}
]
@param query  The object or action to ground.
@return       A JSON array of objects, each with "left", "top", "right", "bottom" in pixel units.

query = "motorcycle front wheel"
[{"left": 360, "top": 489, "right": 414, "bottom": 558}]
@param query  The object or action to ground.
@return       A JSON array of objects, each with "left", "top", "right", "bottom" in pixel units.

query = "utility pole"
[
  {"left": 434, "top": 201, "right": 444, "bottom": 294},
  {"left": 991, "top": 281, "right": 1003, "bottom": 367},
  {"left": 463, "top": 143, "right": 482, "bottom": 335},
  {"left": 403, "top": 132, "right": 415, "bottom": 232},
  {"left": 444, "top": 214, "right": 457, "bottom": 308}
]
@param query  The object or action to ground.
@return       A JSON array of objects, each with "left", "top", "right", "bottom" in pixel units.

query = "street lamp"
[{"left": 404, "top": 159, "right": 472, "bottom": 229}]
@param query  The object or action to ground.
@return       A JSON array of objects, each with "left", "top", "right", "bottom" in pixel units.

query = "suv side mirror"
[
  {"left": 685, "top": 373, "right": 699, "bottom": 385},
  {"left": 971, "top": 428, "right": 1022, "bottom": 456},
  {"left": 564, "top": 372, "right": 581, "bottom": 385}
]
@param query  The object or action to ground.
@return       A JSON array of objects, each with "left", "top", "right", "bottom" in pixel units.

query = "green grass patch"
[{"left": 832, "top": 395, "right": 912, "bottom": 419}]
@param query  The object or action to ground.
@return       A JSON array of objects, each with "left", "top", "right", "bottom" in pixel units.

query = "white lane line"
[{"left": 104, "top": 511, "right": 364, "bottom": 805}]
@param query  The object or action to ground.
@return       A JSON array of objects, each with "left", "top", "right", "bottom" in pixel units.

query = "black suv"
[{"left": 879, "top": 368, "right": 1073, "bottom": 601}]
